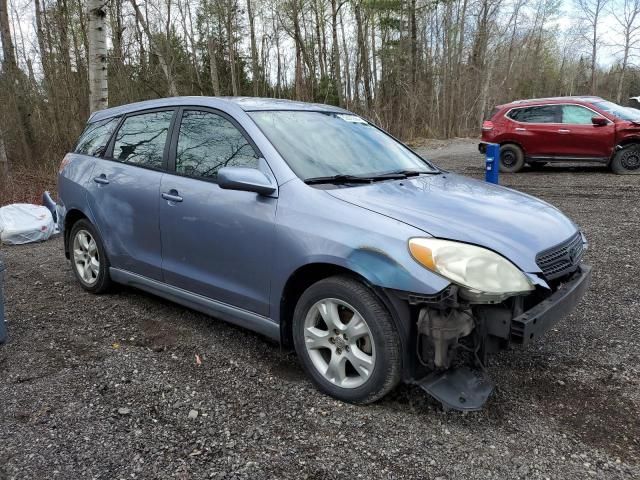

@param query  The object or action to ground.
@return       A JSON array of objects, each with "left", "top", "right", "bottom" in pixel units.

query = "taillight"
[
  {"left": 59, "top": 154, "right": 72, "bottom": 173},
  {"left": 482, "top": 121, "right": 494, "bottom": 131}
]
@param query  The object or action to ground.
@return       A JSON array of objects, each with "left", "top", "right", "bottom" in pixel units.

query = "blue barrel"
[
  {"left": 485, "top": 143, "right": 500, "bottom": 184},
  {"left": 0, "top": 255, "right": 6, "bottom": 344}
]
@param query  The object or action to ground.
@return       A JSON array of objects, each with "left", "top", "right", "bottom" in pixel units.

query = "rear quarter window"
[
  {"left": 485, "top": 107, "right": 500, "bottom": 120},
  {"left": 507, "top": 105, "right": 559, "bottom": 123},
  {"left": 74, "top": 117, "right": 120, "bottom": 157}
]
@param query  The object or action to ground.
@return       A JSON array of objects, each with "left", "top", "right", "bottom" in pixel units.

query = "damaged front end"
[{"left": 394, "top": 263, "right": 591, "bottom": 411}]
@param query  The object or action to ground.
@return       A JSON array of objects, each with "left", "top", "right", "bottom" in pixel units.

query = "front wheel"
[
  {"left": 292, "top": 276, "right": 401, "bottom": 404},
  {"left": 611, "top": 146, "right": 640, "bottom": 174}
]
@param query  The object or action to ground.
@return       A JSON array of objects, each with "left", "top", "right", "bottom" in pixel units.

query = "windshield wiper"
[
  {"left": 304, "top": 169, "right": 439, "bottom": 185},
  {"left": 304, "top": 174, "right": 380, "bottom": 185},
  {"left": 379, "top": 169, "right": 440, "bottom": 177}
]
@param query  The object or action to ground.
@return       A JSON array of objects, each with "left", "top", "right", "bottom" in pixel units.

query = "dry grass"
[{"left": 0, "top": 166, "right": 58, "bottom": 207}]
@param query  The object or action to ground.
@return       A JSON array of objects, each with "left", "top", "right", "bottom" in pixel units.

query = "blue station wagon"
[{"left": 57, "top": 97, "right": 591, "bottom": 410}]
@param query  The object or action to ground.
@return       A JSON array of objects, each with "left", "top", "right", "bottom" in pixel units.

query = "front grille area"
[{"left": 536, "top": 232, "right": 584, "bottom": 280}]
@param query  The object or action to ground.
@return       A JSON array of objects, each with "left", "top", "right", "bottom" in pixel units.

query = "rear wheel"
[
  {"left": 292, "top": 276, "right": 401, "bottom": 404},
  {"left": 611, "top": 146, "right": 640, "bottom": 174},
  {"left": 69, "top": 219, "right": 112, "bottom": 293},
  {"left": 499, "top": 144, "right": 525, "bottom": 173}
]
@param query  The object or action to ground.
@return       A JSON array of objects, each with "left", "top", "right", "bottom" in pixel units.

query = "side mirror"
[
  {"left": 218, "top": 167, "right": 276, "bottom": 196},
  {"left": 592, "top": 116, "right": 608, "bottom": 126}
]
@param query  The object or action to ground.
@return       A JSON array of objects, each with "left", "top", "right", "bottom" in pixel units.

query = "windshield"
[
  {"left": 249, "top": 111, "right": 437, "bottom": 180},
  {"left": 591, "top": 100, "right": 640, "bottom": 121}
]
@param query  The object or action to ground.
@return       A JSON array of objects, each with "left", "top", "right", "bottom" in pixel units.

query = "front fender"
[{"left": 269, "top": 182, "right": 451, "bottom": 325}]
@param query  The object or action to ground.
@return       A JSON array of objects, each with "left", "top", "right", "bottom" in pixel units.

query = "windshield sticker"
[{"left": 336, "top": 114, "right": 369, "bottom": 124}]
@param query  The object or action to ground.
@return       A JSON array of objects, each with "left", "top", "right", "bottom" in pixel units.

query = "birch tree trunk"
[{"left": 87, "top": 0, "right": 108, "bottom": 112}]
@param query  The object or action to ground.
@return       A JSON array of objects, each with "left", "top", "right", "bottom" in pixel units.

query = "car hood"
[{"left": 326, "top": 173, "right": 578, "bottom": 273}]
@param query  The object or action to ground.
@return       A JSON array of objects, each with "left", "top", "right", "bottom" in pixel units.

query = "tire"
[
  {"left": 69, "top": 219, "right": 112, "bottom": 293},
  {"left": 292, "top": 275, "right": 401, "bottom": 404},
  {"left": 529, "top": 161, "right": 547, "bottom": 170},
  {"left": 499, "top": 144, "right": 525, "bottom": 173},
  {"left": 611, "top": 146, "right": 640, "bottom": 174}
]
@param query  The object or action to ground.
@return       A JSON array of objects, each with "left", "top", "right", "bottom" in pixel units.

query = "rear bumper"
[{"left": 511, "top": 264, "right": 592, "bottom": 344}]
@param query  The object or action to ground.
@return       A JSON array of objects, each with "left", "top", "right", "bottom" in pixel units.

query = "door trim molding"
[{"left": 109, "top": 268, "right": 280, "bottom": 341}]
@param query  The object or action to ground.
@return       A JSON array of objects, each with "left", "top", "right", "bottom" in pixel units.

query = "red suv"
[{"left": 479, "top": 96, "right": 640, "bottom": 174}]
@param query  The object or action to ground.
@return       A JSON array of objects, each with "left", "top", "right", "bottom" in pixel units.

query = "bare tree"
[
  {"left": 611, "top": 0, "right": 640, "bottom": 102},
  {"left": 247, "top": 0, "right": 260, "bottom": 95},
  {"left": 0, "top": 127, "right": 7, "bottom": 177},
  {"left": 0, "top": 0, "right": 16, "bottom": 70},
  {"left": 330, "top": 0, "right": 343, "bottom": 105},
  {"left": 575, "top": 0, "right": 610, "bottom": 94},
  {"left": 208, "top": 37, "right": 221, "bottom": 95},
  {"left": 87, "top": 0, "right": 108, "bottom": 112},
  {"left": 129, "top": 0, "right": 179, "bottom": 95}
]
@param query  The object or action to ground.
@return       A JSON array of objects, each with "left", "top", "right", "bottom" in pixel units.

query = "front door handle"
[
  {"left": 93, "top": 174, "right": 109, "bottom": 185},
  {"left": 558, "top": 129, "right": 571, "bottom": 134},
  {"left": 515, "top": 127, "right": 526, "bottom": 131},
  {"left": 162, "top": 190, "right": 183, "bottom": 203}
]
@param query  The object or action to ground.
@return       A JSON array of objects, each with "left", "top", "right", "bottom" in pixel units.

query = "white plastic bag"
[{"left": 0, "top": 204, "right": 55, "bottom": 245}]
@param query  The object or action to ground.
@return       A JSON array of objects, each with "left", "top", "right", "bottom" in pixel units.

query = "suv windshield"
[
  {"left": 249, "top": 111, "right": 437, "bottom": 181},
  {"left": 591, "top": 100, "right": 640, "bottom": 121}
]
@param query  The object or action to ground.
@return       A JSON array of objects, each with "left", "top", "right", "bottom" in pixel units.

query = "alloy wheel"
[
  {"left": 303, "top": 298, "right": 376, "bottom": 389},
  {"left": 73, "top": 229, "right": 100, "bottom": 286}
]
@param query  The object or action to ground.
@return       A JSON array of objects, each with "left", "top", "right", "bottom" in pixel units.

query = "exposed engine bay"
[{"left": 404, "top": 265, "right": 591, "bottom": 411}]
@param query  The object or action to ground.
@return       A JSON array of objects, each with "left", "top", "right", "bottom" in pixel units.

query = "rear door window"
[
  {"left": 174, "top": 110, "right": 259, "bottom": 180},
  {"left": 507, "top": 106, "right": 559, "bottom": 123},
  {"left": 75, "top": 117, "right": 120, "bottom": 157},
  {"left": 561, "top": 105, "right": 599, "bottom": 124},
  {"left": 112, "top": 111, "right": 174, "bottom": 170}
]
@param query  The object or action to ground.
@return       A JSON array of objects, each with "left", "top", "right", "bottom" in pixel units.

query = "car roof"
[
  {"left": 497, "top": 96, "right": 604, "bottom": 109},
  {"left": 89, "top": 96, "right": 350, "bottom": 123}
]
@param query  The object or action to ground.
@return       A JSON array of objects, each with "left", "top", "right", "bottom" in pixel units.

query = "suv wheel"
[
  {"left": 611, "top": 146, "right": 640, "bottom": 174},
  {"left": 292, "top": 276, "right": 401, "bottom": 404},
  {"left": 499, "top": 144, "right": 525, "bottom": 173},
  {"left": 69, "top": 219, "right": 112, "bottom": 293}
]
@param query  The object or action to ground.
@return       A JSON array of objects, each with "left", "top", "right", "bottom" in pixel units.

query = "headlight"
[{"left": 408, "top": 238, "right": 533, "bottom": 295}]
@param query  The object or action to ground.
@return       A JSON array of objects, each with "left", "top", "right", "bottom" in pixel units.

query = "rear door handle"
[
  {"left": 558, "top": 129, "right": 571, "bottom": 133},
  {"left": 93, "top": 174, "right": 109, "bottom": 185},
  {"left": 162, "top": 191, "right": 183, "bottom": 203},
  {"left": 515, "top": 127, "right": 526, "bottom": 131}
]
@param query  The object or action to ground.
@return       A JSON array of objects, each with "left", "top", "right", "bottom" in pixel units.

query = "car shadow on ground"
[{"left": 518, "top": 164, "right": 612, "bottom": 174}]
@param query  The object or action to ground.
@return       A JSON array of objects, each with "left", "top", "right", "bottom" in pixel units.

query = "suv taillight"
[
  {"left": 482, "top": 121, "right": 494, "bottom": 131},
  {"left": 59, "top": 154, "right": 72, "bottom": 173}
]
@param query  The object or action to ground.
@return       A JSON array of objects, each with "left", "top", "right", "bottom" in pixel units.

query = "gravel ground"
[{"left": 1, "top": 138, "right": 639, "bottom": 479}]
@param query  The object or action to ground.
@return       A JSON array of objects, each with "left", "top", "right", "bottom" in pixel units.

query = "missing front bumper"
[
  {"left": 411, "top": 264, "right": 591, "bottom": 411},
  {"left": 511, "top": 264, "right": 592, "bottom": 344}
]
